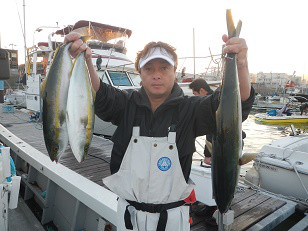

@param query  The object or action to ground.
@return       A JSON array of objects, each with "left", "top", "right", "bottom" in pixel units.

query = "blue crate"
[
  {"left": 2, "top": 105, "right": 15, "bottom": 113},
  {"left": 0, "top": 81, "right": 4, "bottom": 90}
]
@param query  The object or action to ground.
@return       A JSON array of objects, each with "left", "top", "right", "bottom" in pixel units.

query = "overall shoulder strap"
[{"left": 168, "top": 105, "right": 179, "bottom": 143}]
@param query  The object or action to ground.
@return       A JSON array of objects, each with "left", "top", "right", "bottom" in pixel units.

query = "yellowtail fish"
[
  {"left": 212, "top": 9, "right": 243, "bottom": 230},
  {"left": 42, "top": 43, "right": 72, "bottom": 162},
  {"left": 66, "top": 51, "right": 95, "bottom": 162}
]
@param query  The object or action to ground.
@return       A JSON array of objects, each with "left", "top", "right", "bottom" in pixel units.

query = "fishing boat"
[
  {"left": 254, "top": 112, "right": 308, "bottom": 125},
  {"left": 5, "top": 20, "right": 221, "bottom": 137},
  {"left": 252, "top": 94, "right": 300, "bottom": 111},
  {"left": 246, "top": 128, "right": 308, "bottom": 208}
]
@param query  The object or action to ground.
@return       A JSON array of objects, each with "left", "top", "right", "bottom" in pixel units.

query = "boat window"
[
  {"left": 128, "top": 73, "right": 142, "bottom": 86},
  {"left": 108, "top": 71, "right": 132, "bottom": 86},
  {"left": 101, "top": 72, "right": 110, "bottom": 85}
]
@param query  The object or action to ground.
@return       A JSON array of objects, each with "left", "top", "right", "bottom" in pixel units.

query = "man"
[
  {"left": 277, "top": 103, "right": 292, "bottom": 116},
  {"left": 189, "top": 78, "right": 217, "bottom": 225},
  {"left": 65, "top": 33, "right": 254, "bottom": 231},
  {"left": 189, "top": 78, "right": 214, "bottom": 165},
  {"left": 96, "top": 55, "right": 102, "bottom": 71},
  {"left": 300, "top": 103, "right": 308, "bottom": 115}
]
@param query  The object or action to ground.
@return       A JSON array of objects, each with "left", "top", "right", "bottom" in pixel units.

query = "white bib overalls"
[{"left": 103, "top": 127, "right": 194, "bottom": 231}]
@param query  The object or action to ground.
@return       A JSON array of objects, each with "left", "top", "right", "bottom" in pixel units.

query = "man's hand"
[
  {"left": 222, "top": 34, "right": 248, "bottom": 68},
  {"left": 64, "top": 32, "right": 92, "bottom": 62},
  {"left": 204, "top": 157, "right": 211, "bottom": 165},
  {"left": 64, "top": 32, "right": 100, "bottom": 92},
  {"left": 222, "top": 34, "right": 251, "bottom": 101}
]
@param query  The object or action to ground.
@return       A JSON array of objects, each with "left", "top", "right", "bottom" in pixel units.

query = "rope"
[
  {"left": 253, "top": 150, "right": 308, "bottom": 203},
  {"left": 246, "top": 177, "right": 308, "bottom": 208},
  {"left": 194, "top": 139, "right": 205, "bottom": 158},
  {"left": 285, "top": 158, "right": 308, "bottom": 197},
  {"left": 88, "top": 153, "right": 110, "bottom": 164}
]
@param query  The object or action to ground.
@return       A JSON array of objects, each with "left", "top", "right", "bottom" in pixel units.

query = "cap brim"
[{"left": 139, "top": 55, "right": 175, "bottom": 69}]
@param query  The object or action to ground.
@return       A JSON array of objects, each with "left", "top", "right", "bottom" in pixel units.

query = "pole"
[
  {"left": 193, "top": 28, "right": 196, "bottom": 79},
  {"left": 23, "top": 0, "right": 27, "bottom": 73}
]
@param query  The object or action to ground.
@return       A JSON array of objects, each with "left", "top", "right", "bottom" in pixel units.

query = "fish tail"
[{"left": 226, "top": 9, "right": 242, "bottom": 38}]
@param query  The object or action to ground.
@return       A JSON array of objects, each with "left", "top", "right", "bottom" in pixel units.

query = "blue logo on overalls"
[{"left": 157, "top": 157, "right": 172, "bottom": 171}]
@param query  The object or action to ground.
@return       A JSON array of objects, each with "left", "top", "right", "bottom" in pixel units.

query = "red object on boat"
[
  {"left": 285, "top": 80, "right": 295, "bottom": 87},
  {"left": 37, "top": 42, "right": 48, "bottom": 47},
  {"left": 182, "top": 78, "right": 193, "bottom": 83}
]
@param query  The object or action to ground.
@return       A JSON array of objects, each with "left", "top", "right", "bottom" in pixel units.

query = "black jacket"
[{"left": 94, "top": 81, "right": 255, "bottom": 181}]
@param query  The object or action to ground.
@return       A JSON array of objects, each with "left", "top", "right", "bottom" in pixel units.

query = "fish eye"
[{"left": 53, "top": 146, "right": 59, "bottom": 152}]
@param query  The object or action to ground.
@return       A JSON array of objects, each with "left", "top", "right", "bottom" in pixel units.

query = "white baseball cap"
[{"left": 138, "top": 47, "right": 175, "bottom": 69}]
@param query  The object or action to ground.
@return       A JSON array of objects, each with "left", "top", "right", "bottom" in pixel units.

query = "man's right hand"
[
  {"left": 64, "top": 32, "right": 92, "bottom": 60},
  {"left": 204, "top": 157, "right": 211, "bottom": 165},
  {"left": 64, "top": 32, "right": 100, "bottom": 92}
]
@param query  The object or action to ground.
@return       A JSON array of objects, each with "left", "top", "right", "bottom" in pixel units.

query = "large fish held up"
[
  {"left": 212, "top": 9, "right": 242, "bottom": 229},
  {"left": 42, "top": 43, "right": 72, "bottom": 162},
  {"left": 66, "top": 52, "right": 95, "bottom": 163}
]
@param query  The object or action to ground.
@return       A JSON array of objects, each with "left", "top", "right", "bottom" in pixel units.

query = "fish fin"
[
  {"left": 239, "top": 153, "right": 257, "bottom": 166},
  {"left": 205, "top": 140, "right": 213, "bottom": 155},
  {"left": 80, "top": 36, "right": 92, "bottom": 43},
  {"left": 69, "top": 55, "right": 80, "bottom": 77},
  {"left": 40, "top": 76, "right": 48, "bottom": 98},
  {"left": 91, "top": 84, "right": 96, "bottom": 102},
  {"left": 43, "top": 45, "right": 61, "bottom": 87},
  {"left": 53, "top": 46, "right": 61, "bottom": 60}
]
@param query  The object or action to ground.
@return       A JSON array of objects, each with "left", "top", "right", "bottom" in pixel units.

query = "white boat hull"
[
  {"left": 255, "top": 161, "right": 308, "bottom": 201},
  {"left": 254, "top": 134, "right": 308, "bottom": 201}
]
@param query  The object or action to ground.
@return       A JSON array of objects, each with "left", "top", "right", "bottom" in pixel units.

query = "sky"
[{"left": 1, "top": 0, "right": 307, "bottom": 80}]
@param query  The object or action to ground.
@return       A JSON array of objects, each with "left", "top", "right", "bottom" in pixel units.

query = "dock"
[{"left": 0, "top": 107, "right": 305, "bottom": 230}]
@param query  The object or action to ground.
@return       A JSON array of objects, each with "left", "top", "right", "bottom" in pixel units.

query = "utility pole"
[{"left": 9, "top": 44, "right": 16, "bottom": 50}]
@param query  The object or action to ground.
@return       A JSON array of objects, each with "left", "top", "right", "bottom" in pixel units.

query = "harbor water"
[{"left": 194, "top": 110, "right": 308, "bottom": 176}]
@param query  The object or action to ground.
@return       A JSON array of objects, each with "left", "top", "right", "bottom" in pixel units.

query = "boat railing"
[{"left": 0, "top": 124, "right": 118, "bottom": 229}]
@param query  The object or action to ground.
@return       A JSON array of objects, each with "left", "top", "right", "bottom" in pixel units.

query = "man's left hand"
[{"left": 222, "top": 34, "right": 248, "bottom": 69}]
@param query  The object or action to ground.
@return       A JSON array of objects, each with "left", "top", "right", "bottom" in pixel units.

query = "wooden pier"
[{"left": 0, "top": 107, "right": 302, "bottom": 230}]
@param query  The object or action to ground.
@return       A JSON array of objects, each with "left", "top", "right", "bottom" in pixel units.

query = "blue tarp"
[
  {"left": 0, "top": 81, "right": 4, "bottom": 90},
  {"left": 267, "top": 109, "right": 277, "bottom": 116}
]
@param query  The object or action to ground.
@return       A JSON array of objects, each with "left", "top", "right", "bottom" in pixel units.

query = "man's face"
[
  {"left": 192, "top": 90, "right": 202, "bottom": 96},
  {"left": 192, "top": 88, "right": 208, "bottom": 96},
  {"left": 140, "top": 58, "right": 176, "bottom": 100}
]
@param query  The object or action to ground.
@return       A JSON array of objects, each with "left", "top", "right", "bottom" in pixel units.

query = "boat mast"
[{"left": 193, "top": 28, "right": 196, "bottom": 79}]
